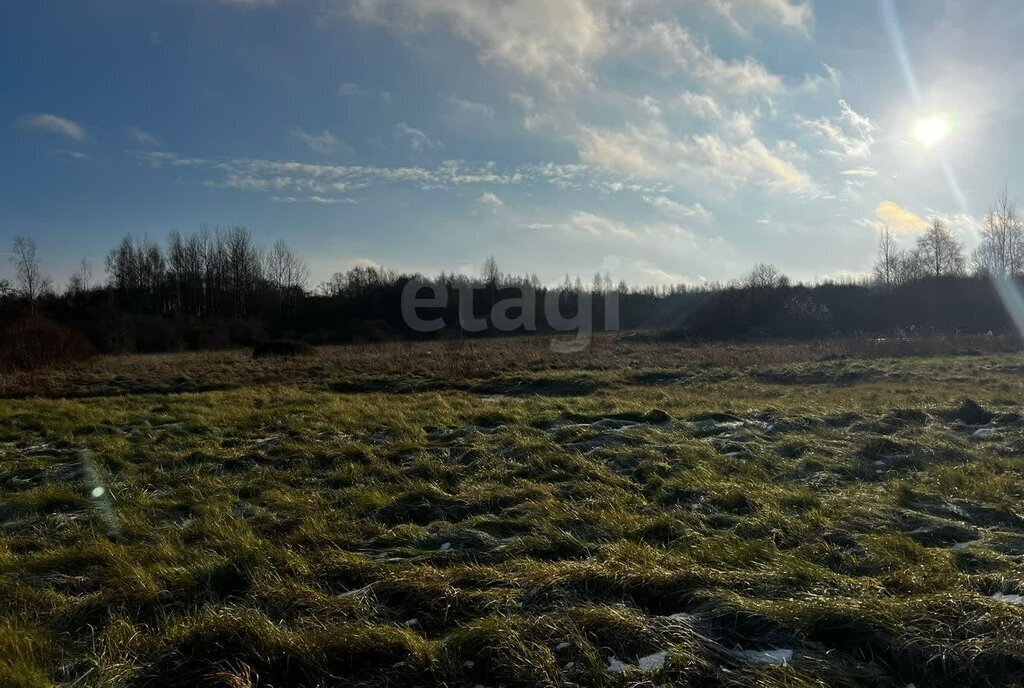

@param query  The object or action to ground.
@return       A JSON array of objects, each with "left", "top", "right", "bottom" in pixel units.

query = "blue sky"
[{"left": 4, "top": 0, "right": 1024, "bottom": 287}]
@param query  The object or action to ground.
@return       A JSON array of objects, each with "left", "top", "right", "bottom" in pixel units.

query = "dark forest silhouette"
[{"left": 2, "top": 190, "right": 1024, "bottom": 367}]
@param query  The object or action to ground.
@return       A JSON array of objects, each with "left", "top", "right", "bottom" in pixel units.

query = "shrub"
[
  {"left": 0, "top": 317, "right": 96, "bottom": 371},
  {"left": 252, "top": 339, "right": 315, "bottom": 359},
  {"left": 133, "top": 315, "right": 185, "bottom": 353}
]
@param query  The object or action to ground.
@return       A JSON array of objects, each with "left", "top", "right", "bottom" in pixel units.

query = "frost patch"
[
  {"left": 637, "top": 650, "right": 669, "bottom": 671},
  {"left": 992, "top": 593, "right": 1024, "bottom": 604},
  {"left": 741, "top": 649, "right": 793, "bottom": 665}
]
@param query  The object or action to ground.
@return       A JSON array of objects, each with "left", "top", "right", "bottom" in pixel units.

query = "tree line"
[
  {"left": 2, "top": 187, "right": 1024, "bottom": 356},
  {"left": 873, "top": 188, "right": 1024, "bottom": 287}
]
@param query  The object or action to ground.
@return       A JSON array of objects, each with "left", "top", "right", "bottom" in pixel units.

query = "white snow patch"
[
  {"left": 992, "top": 593, "right": 1024, "bottom": 604},
  {"left": 665, "top": 611, "right": 694, "bottom": 621},
  {"left": 440, "top": 542, "right": 452, "bottom": 551},
  {"left": 637, "top": 650, "right": 669, "bottom": 671},
  {"left": 741, "top": 649, "right": 793, "bottom": 665},
  {"left": 951, "top": 540, "right": 979, "bottom": 551},
  {"left": 606, "top": 657, "right": 633, "bottom": 673}
]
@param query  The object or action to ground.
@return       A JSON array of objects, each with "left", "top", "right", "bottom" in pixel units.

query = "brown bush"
[
  {"left": 252, "top": 339, "right": 316, "bottom": 359},
  {"left": 0, "top": 317, "right": 96, "bottom": 372}
]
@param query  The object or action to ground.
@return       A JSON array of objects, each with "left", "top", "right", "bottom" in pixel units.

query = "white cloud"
[
  {"left": 801, "top": 99, "right": 876, "bottom": 160},
  {"left": 478, "top": 191, "right": 504, "bottom": 207},
  {"left": 633, "top": 21, "right": 783, "bottom": 94},
  {"left": 291, "top": 127, "right": 348, "bottom": 154},
  {"left": 350, "top": 0, "right": 610, "bottom": 91},
  {"left": 342, "top": 0, "right": 818, "bottom": 200},
  {"left": 555, "top": 211, "right": 679, "bottom": 241},
  {"left": 127, "top": 126, "right": 160, "bottom": 147},
  {"left": 271, "top": 195, "right": 356, "bottom": 205},
  {"left": 128, "top": 150, "right": 667, "bottom": 201},
  {"left": 674, "top": 91, "right": 724, "bottom": 120},
  {"left": 643, "top": 195, "right": 712, "bottom": 221},
  {"left": 18, "top": 113, "right": 86, "bottom": 141},
  {"left": 526, "top": 210, "right": 738, "bottom": 282},
  {"left": 798, "top": 63, "right": 841, "bottom": 93},
  {"left": 640, "top": 266, "right": 688, "bottom": 284},
  {"left": 872, "top": 200, "right": 929, "bottom": 233},
  {"left": 338, "top": 82, "right": 368, "bottom": 96},
  {"left": 348, "top": 1, "right": 789, "bottom": 97},
  {"left": 578, "top": 121, "right": 811, "bottom": 191},
  {"left": 446, "top": 95, "right": 495, "bottom": 121},
  {"left": 394, "top": 123, "right": 442, "bottom": 152},
  {"left": 841, "top": 166, "right": 878, "bottom": 177},
  {"left": 55, "top": 149, "right": 90, "bottom": 161},
  {"left": 209, "top": 0, "right": 276, "bottom": 5},
  {"left": 699, "top": 0, "right": 813, "bottom": 34}
]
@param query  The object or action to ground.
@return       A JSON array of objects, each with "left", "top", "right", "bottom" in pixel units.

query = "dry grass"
[
  {"left": 0, "top": 332, "right": 1016, "bottom": 399},
  {"left": 2, "top": 337, "right": 1024, "bottom": 686}
]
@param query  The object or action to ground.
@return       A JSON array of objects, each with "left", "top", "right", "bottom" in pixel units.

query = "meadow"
[{"left": 3, "top": 334, "right": 1024, "bottom": 687}]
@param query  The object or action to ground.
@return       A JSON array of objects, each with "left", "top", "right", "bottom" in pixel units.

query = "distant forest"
[{"left": 3, "top": 189, "right": 1024, "bottom": 363}]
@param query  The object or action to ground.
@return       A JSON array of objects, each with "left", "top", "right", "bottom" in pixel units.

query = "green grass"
[{"left": 2, "top": 339, "right": 1024, "bottom": 686}]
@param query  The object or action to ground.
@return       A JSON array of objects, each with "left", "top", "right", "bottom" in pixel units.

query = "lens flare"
[{"left": 914, "top": 116, "right": 951, "bottom": 147}]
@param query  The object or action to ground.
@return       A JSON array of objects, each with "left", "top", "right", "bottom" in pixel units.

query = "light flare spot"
[{"left": 914, "top": 116, "right": 952, "bottom": 147}]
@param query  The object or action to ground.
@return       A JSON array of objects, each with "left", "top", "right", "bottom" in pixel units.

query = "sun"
[{"left": 914, "top": 116, "right": 951, "bottom": 147}]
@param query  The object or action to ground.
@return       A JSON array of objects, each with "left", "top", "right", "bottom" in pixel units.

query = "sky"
[{"left": 4, "top": 0, "right": 1024, "bottom": 289}]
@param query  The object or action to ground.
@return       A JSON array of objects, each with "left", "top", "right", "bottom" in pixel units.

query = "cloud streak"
[
  {"left": 127, "top": 150, "right": 671, "bottom": 204},
  {"left": 291, "top": 127, "right": 349, "bottom": 155},
  {"left": 17, "top": 113, "right": 87, "bottom": 141}
]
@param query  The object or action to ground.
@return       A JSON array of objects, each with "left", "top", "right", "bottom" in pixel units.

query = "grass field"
[{"left": 3, "top": 335, "right": 1024, "bottom": 687}]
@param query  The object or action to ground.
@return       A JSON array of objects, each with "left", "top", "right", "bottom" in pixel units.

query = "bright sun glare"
[{"left": 914, "top": 116, "right": 951, "bottom": 147}]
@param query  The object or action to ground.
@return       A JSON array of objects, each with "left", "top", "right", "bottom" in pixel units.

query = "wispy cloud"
[
  {"left": 478, "top": 191, "right": 504, "bottom": 208},
  {"left": 798, "top": 63, "right": 841, "bottom": 93},
  {"left": 17, "top": 113, "right": 87, "bottom": 141},
  {"left": 445, "top": 95, "right": 495, "bottom": 121},
  {"left": 633, "top": 21, "right": 784, "bottom": 94},
  {"left": 801, "top": 99, "right": 876, "bottom": 160},
  {"left": 127, "top": 126, "right": 160, "bottom": 147},
  {"left": 271, "top": 195, "right": 357, "bottom": 205},
  {"left": 640, "top": 266, "right": 688, "bottom": 284},
  {"left": 209, "top": 0, "right": 276, "bottom": 6},
  {"left": 349, "top": 0, "right": 611, "bottom": 91},
  {"left": 344, "top": 0, "right": 818, "bottom": 199},
  {"left": 578, "top": 121, "right": 811, "bottom": 192},
  {"left": 643, "top": 195, "right": 712, "bottom": 221},
  {"left": 291, "top": 127, "right": 349, "bottom": 155},
  {"left": 841, "top": 166, "right": 877, "bottom": 177},
  {"left": 874, "top": 200, "right": 929, "bottom": 233},
  {"left": 338, "top": 82, "right": 368, "bottom": 96},
  {"left": 699, "top": 0, "right": 814, "bottom": 34},
  {"left": 127, "top": 150, "right": 669, "bottom": 203},
  {"left": 394, "top": 123, "right": 441, "bottom": 152}
]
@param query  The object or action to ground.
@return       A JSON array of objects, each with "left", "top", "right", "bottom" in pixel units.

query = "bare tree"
[
  {"left": 973, "top": 186, "right": 1024, "bottom": 276},
  {"left": 318, "top": 271, "right": 347, "bottom": 297},
  {"left": 743, "top": 263, "right": 790, "bottom": 289},
  {"left": 265, "top": 239, "right": 308, "bottom": 315},
  {"left": 914, "top": 220, "right": 965, "bottom": 278},
  {"left": 481, "top": 255, "right": 502, "bottom": 287},
  {"left": 64, "top": 260, "right": 92, "bottom": 300},
  {"left": 873, "top": 225, "right": 900, "bottom": 289},
  {"left": 895, "top": 250, "right": 925, "bottom": 286},
  {"left": 11, "top": 236, "right": 51, "bottom": 315}
]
